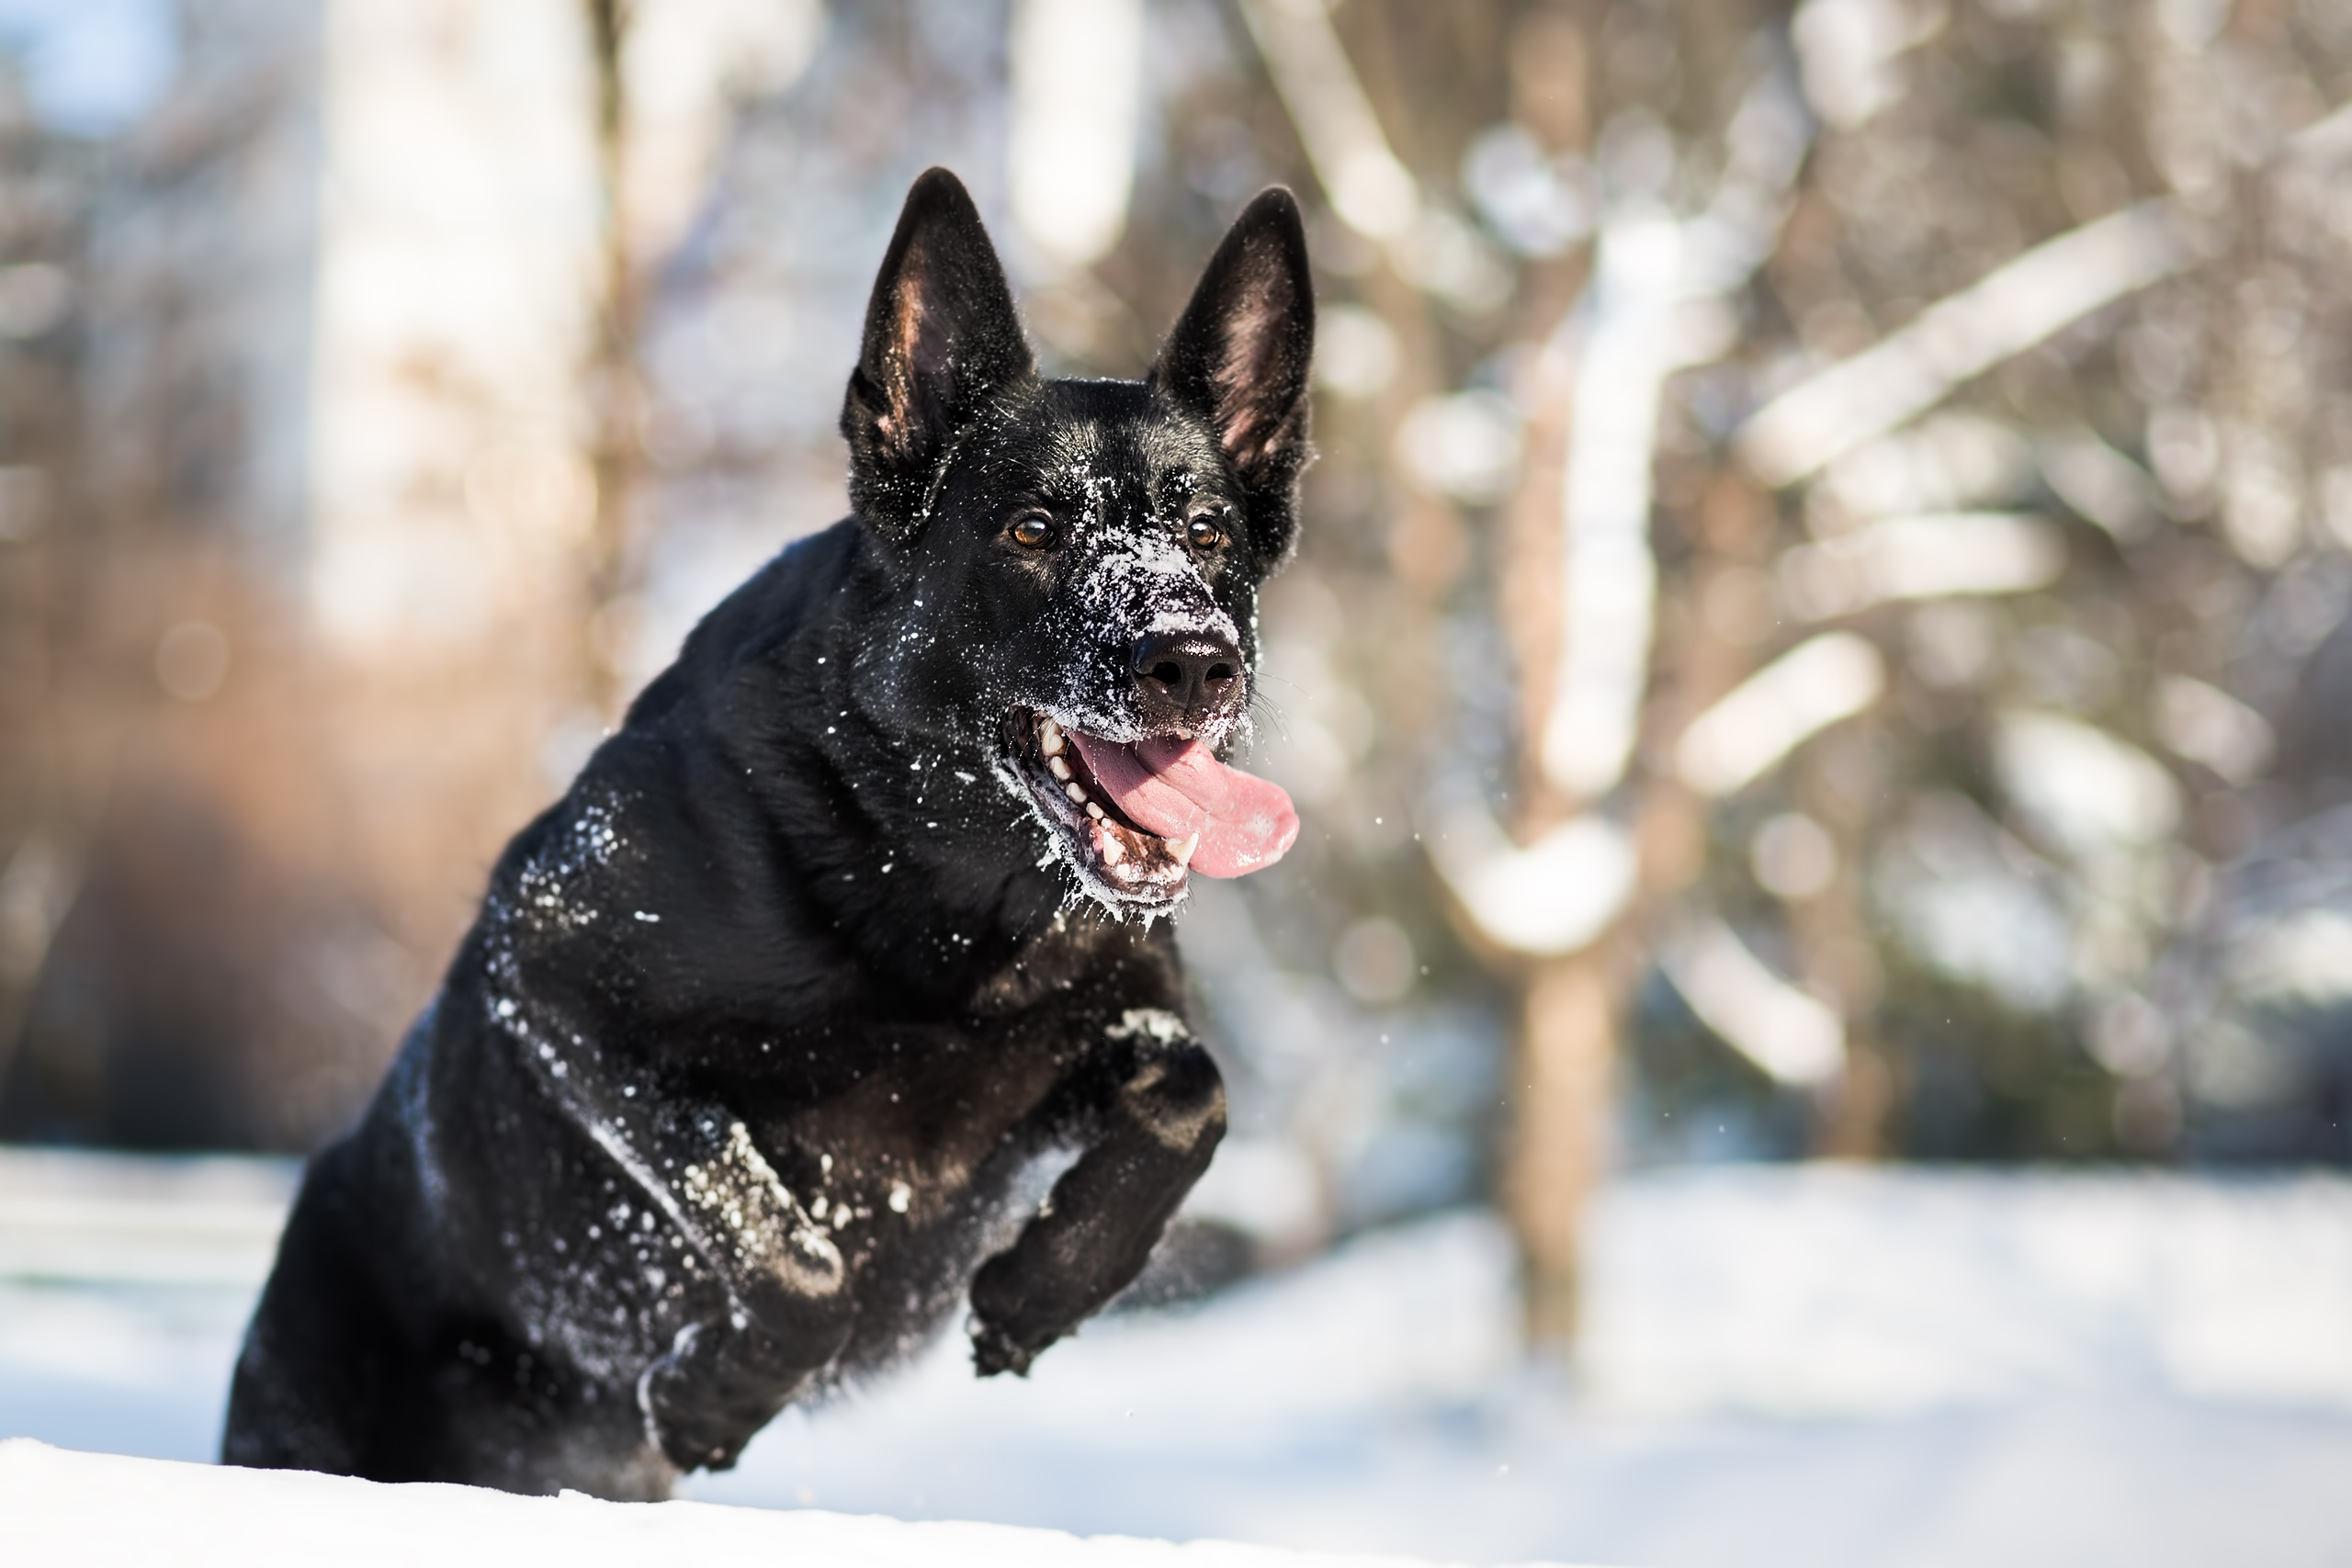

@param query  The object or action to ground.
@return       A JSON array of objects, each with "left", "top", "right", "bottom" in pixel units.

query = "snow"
[
  {"left": 6, "top": 1156, "right": 2352, "bottom": 1567},
  {"left": 1, "top": 1439, "right": 1588, "bottom": 1568},
  {"left": 1578, "top": 1168, "right": 2352, "bottom": 1417}
]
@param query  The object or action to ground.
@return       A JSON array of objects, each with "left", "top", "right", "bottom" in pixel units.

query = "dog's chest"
[
  {"left": 495, "top": 1019, "right": 1075, "bottom": 1382},
  {"left": 744, "top": 1018, "right": 1079, "bottom": 1226}
]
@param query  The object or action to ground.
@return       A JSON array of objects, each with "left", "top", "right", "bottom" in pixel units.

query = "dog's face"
[{"left": 838, "top": 172, "right": 1312, "bottom": 913}]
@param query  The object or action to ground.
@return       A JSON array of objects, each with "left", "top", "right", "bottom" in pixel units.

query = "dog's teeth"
[
  {"left": 1065, "top": 782, "right": 1087, "bottom": 805},
  {"left": 1047, "top": 755, "right": 1073, "bottom": 782},
  {"left": 1040, "top": 719, "right": 1064, "bottom": 757},
  {"left": 1085, "top": 802, "right": 1104, "bottom": 820},
  {"left": 1101, "top": 834, "right": 1125, "bottom": 865},
  {"left": 1167, "top": 834, "right": 1198, "bottom": 867}
]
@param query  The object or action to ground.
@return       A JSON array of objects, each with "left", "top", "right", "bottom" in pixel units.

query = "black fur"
[{"left": 220, "top": 169, "right": 1314, "bottom": 1497}]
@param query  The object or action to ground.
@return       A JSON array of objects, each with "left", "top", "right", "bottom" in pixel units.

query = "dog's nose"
[{"left": 1132, "top": 631, "right": 1243, "bottom": 729}]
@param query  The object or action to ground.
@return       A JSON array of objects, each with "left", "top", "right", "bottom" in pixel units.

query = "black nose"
[{"left": 1132, "top": 631, "right": 1243, "bottom": 729}]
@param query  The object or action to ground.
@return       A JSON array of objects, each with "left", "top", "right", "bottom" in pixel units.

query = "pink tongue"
[{"left": 1067, "top": 733, "right": 1300, "bottom": 877}]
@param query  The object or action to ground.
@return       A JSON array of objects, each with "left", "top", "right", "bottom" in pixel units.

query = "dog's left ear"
[
  {"left": 1152, "top": 187, "right": 1316, "bottom": 565},
  {"left": 842, "top": 168, "right": 1035, "bottom": 542}
]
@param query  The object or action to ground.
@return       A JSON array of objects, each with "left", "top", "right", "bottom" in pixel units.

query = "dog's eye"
[
  {"left": 1008, "top": 513, "right": 1055, "bottom": 550},
  {"left": 1185, "top": 513, "right": 1228, "bottom": 551}
]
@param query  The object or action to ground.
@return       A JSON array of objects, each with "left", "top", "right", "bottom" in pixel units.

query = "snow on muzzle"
[{"left": 1068, "top": 732, "right": 1300, "bottom": 878}]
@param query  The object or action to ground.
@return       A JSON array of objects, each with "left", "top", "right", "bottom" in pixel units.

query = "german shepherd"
[{"left": 221, "top": 168, "right": 1312, "bottom": 1498}]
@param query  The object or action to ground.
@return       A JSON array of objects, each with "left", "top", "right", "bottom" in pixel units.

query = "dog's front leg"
[
  {"left": 626, "top": 1105, "right": 859, "bottom": 1472},
  {"left": 498, "top": 1007, "right": 854, "bottom": 1472},
  {"left": 967, "top": 1018, "right": 1227, "bottom": 1375}
]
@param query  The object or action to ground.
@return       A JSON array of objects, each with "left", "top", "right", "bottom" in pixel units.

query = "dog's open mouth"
[{"left": 1005, "top": 709, "right": 1300, "bottom": 903}]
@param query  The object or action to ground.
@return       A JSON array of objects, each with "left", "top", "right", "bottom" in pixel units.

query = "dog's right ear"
[
  {"left": 1152, "top": 188, "right": 1315, "bottom": 567},
  {"left": 842, "top": 168, "right": 1035, "bottom": 543}
]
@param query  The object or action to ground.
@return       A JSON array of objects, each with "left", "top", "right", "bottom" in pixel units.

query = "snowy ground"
[
  {"left": 5, "top": 1149, "right": 2352, "bottom": 1568},
  {"left": 4, "top": 1441, "right": 1570, "bottom": 1568}
]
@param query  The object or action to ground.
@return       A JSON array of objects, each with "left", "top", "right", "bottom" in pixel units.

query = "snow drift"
[{"left": 0, "top": 1438, "right": 1609, "bottom": 1568}]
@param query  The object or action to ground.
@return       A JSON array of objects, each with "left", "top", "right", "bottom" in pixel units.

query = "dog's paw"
[
  {"left": 640, "top": 1379, "right": 750, "bottom": 1472},
  {"left": 661, "top": 1419, "right": 752, "bottom": 1473},
  {"left": 637, "top": 1332, "right": 770, "bottom": 1472},
  {"left": 968, "top": 1315, "right": 1042, "bottom": 1378},
  {"left": 644, "top": 1398, "right": 752, "bottom": 1472}
]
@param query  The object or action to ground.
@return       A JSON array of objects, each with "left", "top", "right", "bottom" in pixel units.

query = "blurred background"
[{"left": 4, "top": 1, "right": 2352, "bottom": 1564}]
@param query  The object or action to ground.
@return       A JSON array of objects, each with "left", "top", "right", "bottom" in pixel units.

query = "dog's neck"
[{"left": 717, "top": 627, "right": 1128, "bottom": 1002}]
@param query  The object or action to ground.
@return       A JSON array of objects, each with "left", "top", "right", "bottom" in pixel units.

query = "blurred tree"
[
  {"left": 0, "top": 57, "right": 94, "bottom": 1112},
  {"left": 1175, "top": 0, "right": 2352, "bottom": 1342}
]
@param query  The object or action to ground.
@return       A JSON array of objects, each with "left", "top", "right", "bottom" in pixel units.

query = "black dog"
[{"left": 221, "top": 169, "right": 1312, "bottom": 1498}]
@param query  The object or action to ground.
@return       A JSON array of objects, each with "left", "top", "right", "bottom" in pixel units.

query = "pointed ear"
[
  {"left": 841, "top": 168, "right": 1035, "bottom": 541},
  {"left": 1152, "top": 187, "right": 1316, "bottom": 561}
]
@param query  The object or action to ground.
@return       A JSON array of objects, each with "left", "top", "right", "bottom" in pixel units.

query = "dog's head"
[{"left": 839, "top": 169, "right": 1311, "bottom": 914}]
